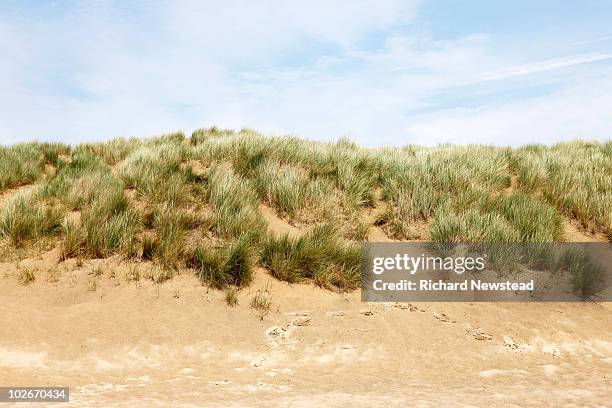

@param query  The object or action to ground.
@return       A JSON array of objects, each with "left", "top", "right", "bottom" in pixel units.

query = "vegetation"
[
  {"left": 17, "top": 264, "right": 36, "bottom": 285},
  {"left": 190, "top": 234, "right": 254, "bottom": 288},
  {"left": 1, "top": 128, "right": 610, "bottom": 297},
  {"left": 558, "top": 247, "right": 605, "bottom": 299},
  {"left": 250, "top": 283, "right": 272, "bottom": 320},
  {"left": 224, "top": 286, "right": 239, "bottom": 306},
  {"left": 0, "top": 190, "right": 64, "bottom": 246},
  {"left": 260, "top": 223, "right": 361, "bottom": 290}
]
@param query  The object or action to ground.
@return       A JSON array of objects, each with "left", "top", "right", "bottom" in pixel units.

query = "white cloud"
[
  {"left": 404, "top": 75, "right": 612, "bottom": 146},
  {"left": 0, "top": 1, "right": 611, "bottom": 146}
]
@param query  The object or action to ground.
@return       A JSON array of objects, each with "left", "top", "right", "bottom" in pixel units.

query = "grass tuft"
[
  {"left": 260, "top": 223, "right": 361, "bottom": 290},
  {"left": 17, "top": 265, "right": 36, "bottom": 285},
  {"left": 207, "top": 165, "right": 265, "bottom": 239},
  {"left": 190, "top": 234, "right": 255, "bottom": 288},
  {"left": 0, "top": 191, "right": 64, "bottom": 246},
  {"left": 224, "top": 286, "right": 239, "bottom": 306},
  {"left": 250, "top": 283, "right": 272, "bottom": 320}
]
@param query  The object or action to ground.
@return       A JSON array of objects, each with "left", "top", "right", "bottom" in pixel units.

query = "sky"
[{"left": 1, "top": 0, "right": 612, "bottom": 146}]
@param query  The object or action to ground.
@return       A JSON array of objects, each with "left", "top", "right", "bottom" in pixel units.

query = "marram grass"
[{"left": 1, "top": 128, "right": 610, "bottom": 292}]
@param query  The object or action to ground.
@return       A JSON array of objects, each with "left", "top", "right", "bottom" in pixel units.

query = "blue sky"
[{"left": 1, "top": 0, "right": 611, "bottom": 146}]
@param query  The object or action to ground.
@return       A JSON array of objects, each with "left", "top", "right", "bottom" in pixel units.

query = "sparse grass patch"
[
  {"left": 17, "top": 264, "right": 35, "bottom": 285},
  {"left": 47, "top": 267, "right": 60, "bottom": 283},
  {"left": 342, "top": 218, "right": 370, "bottom": 241},
  {"left": 147, "top": 264, "right": 175, "bottom": 284},
  {"left": 87, "top": 278, "right": 98, "bottom": 292},
  {"left": 92, "top": 264, "right": 104, "bottom": 277},
  {"left": 250, "top": 283, "right": 272, "bottom": 320},
  {"left": 224, "top": 286, "right": 239, "bottom": 306},
  {"left": 125, "top": 264, "right": 141, "bottom": 284}
]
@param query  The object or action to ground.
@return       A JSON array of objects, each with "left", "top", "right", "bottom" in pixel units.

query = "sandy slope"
[
  {"left": 0, "top": 185, "right": 610, "bottom": 406},
  {"left": 0, "top": 254, "right": 610, "bottom": 407}
]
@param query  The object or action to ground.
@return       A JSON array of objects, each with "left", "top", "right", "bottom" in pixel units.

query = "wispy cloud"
[
  {"left": 0, "top": 1, "right": 611, "bottom": 146},
  {"left": 573, "top": 35, "right": 612, "bottom": 46},
  {"left": 473, "top": 53, "right": 612, "bottom": 83}
]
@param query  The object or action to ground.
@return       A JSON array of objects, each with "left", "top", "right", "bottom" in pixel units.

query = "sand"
[
  {"left": 0, "top": 254, "right": 610, "bottom": 407},
  {"left": 0, "top": 183, "right": 610, "bottom": 406}
]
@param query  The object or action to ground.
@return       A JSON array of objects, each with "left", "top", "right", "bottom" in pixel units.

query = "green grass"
[
  {"left": 559, "top": 248, "right": 605, "bottom": 299},
  {"left": 0, "top": 143, "right": 55, "bottom": 191},
  {"left": 147, "top": 204, "right": 193, "bottom": 268},
  {"left": 207, "top": 165, "right": 265, "bottom": 239},
  {"left": 254, "top": 160, "right": 309, "bottom": 218},
  {"left": 79, "top": 188, "right": 140, "bottom": 258},
  {"left": 0, "top": 191, "right": 64, "bottom": 246},
  {"left": 59, "top": 218, "right": 83, "bottom": 260},
  {"left": 1, "top": 132, "right": 610, "bottom": 293},
  {"left": 118, "top": 142, "right": 192, "bottom": 205},
  {"left": 512, "top": 142, "right": 612, "bottom": 237},
  {"left": 430, "top": 204, "right": 521, "bottom": 243},
  {"left": 484, "top": 193, "right": 563, "bottom": 242},
  {"left": 224, "top": 286, "right": 239, "bottom": 306},
  {"left": 190, "top": 234, "right": 254, "bottom": 288},
  {"left": 17, "top": 264, "right": 36, "bottom": 285},
  {"left": 250, "top": 283, "right": 272, "bottom": 320},
  {"left": 73, "top": 138, "right": 140, "bottom": 166},
  {"left": 260, "top": 223, "right": 361, "bottom": 290}
]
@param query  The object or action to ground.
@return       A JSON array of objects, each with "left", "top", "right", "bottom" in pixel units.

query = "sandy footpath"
[{"left": 0, "top": 256, "right": 610, "bottom": 407}]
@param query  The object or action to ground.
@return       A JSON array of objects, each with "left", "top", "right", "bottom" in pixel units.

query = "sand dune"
[{"left": 1, "top": 259, "right": 610, "bottom": 407}]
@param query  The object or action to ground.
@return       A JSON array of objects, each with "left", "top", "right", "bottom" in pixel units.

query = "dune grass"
[
  {"left": 254, "top": 160, "right": 309, "bottom": 218},
  {"left": 260, "top": 223, "right": 361, "bottom": 290},
  {"left": 190, "top": 234, "right": 254, "bottom": 288},
  {"left": 512, "top": 142, "right": 612, "bottom": 238},
  {"left": 0, "top": 190, "right": 64, "bottom": 246},
  {"left": 144, "top": 204, "right": 189, "bottom": 268},
  {"left": 1, "top": 130, "right": 610, "bottom": 294},
  {"left": 250, "top": 283, "right": 272, "bottom": 320},
  {"left": 118, "top": 142, "right": 193, "bottom": 206},
  {"left": 224, "top": 286, "right": 239, "bottom": 306},
  {"left": 0, "top": 143, "right": 70, "bottom": 192},
  {"left": 206, "top": 165, "right": 265, "bottom": 239}
]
